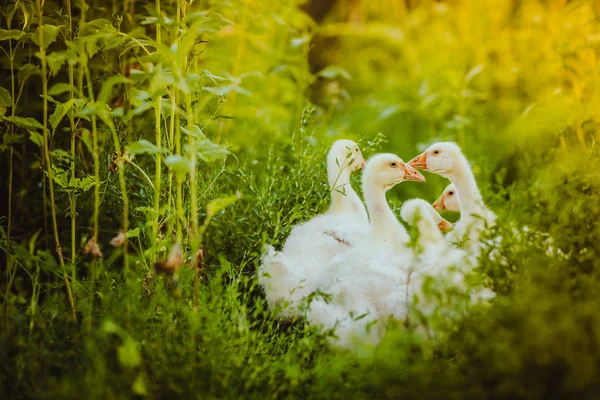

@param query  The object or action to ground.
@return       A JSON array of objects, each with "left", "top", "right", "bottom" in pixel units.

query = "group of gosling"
[{"left": 259, "top": 140, "right": 497, "bottom": 350}]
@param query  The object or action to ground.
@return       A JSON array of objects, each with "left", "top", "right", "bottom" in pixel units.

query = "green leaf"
[
  {"left": 181, "top": 124, "right": 206, "bottom": 140},
  {"left": 48, "top": 83, "right": 82, "bottom": 97},
  {"left": 206, "top": 192, "right": 241, "bottom": 220},
  {"left": 32, "top": 25, "right": 61, "bottom": 49},
  {"left": 19, "top": 64, "right": 41, "bottom": 86},
  {"left": 125, "top": 140, "right": 167, "bottom": 156},
  {"left": 0, "top": 86, "right": 11, "bottom": 116},
  {"left": 202, "top": 85, "right": 251, "bottom": 97},
  {"left": 126, "top": 228, "right": 140, "bottom": 238},
  {"left": 29, "top": 130, "right": 44, "bottom": 147},
  {"left": 165, "top": 155, "right": 192, "bottom": 177},
  {"left": 0, "top": 133, "right": 11, "bottom": 152},
  {"left": 98, "top": 76, "right": 133, "bottom": 104},
  {"left": 1, "top": 115, "right": 44, "bottom": 131},
  {"left": 132, "top": 374, "right": 147, "bottom": 396},
  {"left": 69, "top": 176, "right": 95, "bottom": 193},
  {"left": 46, "top": 51, "right": 69, "bottom": 76},
  {"left": 78, "top": 129, "right": 93, "bottom": 152},
  {"left": 50, "top": 100, "right": 75, "bottom": 132},
  {"left": 117, "top": 337, "right": 142, "bottom": 368},
  {"left": 203, "top": 69, "right": 228, "bottom": 84},
  {"left": 77, "top": 20, "right": 120, "bottom": 57},
  {"left": 194, "top": 140, "right": 230, "bottom": 163},
  {"left": 0, "top": 29, "right": 25, "bottom": 41}
]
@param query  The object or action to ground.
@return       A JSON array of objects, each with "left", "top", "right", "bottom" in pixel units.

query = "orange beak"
[
  {"left": 402, "top": 163, "right": 426, "bottom": 183},
  {"left": 432, "top": 194, "right": 446, "bottom": 211},
  {"left": 437, "top": 218, "right": 453, "bottom": 232},
  {"left": 408, "top": 152, "right": 428, "bottom": 170}
]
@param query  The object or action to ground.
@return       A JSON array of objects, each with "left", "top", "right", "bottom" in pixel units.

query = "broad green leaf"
[
  {"left": 202, "top": 85, "right": 251, "bottom": 97},
  {"left": 19, "top": 64, "right": 41, "bottom": 86},
  {"left": 203, "top": 69, "right": 228, "bottom": 84},
  {"left": 0, "top": 29, "right": 25, "bottom": 41},
  {"left": 184, "top": 12, "right": 233, "bottom": 34},
  {"left": 125, "top": 139, "right": 167, "bottom": 155},
  {"left": 1, "top": 115, "right": 44, "bottom": 131},
  {"left": 117, "top": 337, "right": 142, "bottom": 368},
  {"left": 0, "top": 86, "right": 10, "bottom": 116},
  {"left": 17, "top": 1, "right": 34, "bottom": 29},
  {"left": 126, "top": 228, "right": 140, "bottom": 238},
  {"left": 165, "top": 155, "right": 192, "bottom": 177},
  {"left": 32, "top": 25, "right": 61, "bottom": 49},
  {"left": 29, "top": 130, "right": 44, "bottom": 147},
  {"left": 50, "top": 99, "right": 75, "bottom": 132},
  {"left": 45, "top": 51, "right": 69, "bottom": 76},
  {"left": 0, "top": 133, "right": 10, "bottom": 152},
  {"left": 206, "top": 192, "right": 241, "bottom": 220},
  {"left": 181, "top": 124, "right": 206, "bottom": 140},
  {"left": 68, "top": 176, "right": 95, "bottom": 193},
  {"left": 98, "top": 76, "right": 133, "bottom": 104},
  {"left": 48, "top": 83, "right": 82, "bottom": 97},
  {"left": 78, "top": 129, "right": 93, "bottom": 152},
  {"left": 77, "top": 20, "right": 120, "bottom": 57},
  {"left": 190, "top": 140, "right": 230, "bottom": 163}
]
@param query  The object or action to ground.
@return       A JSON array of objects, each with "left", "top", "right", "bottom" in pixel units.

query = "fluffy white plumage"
[
  {"left": 258, "top": 140, "right": 368, "bottom": 318},
  {"left": 305, "top": 154, "right": 426, "bottom": 348}
]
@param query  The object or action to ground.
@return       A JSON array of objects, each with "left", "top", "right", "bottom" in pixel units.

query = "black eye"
[
  {"left": 390, "top": 162, "right": 397, "bottom": 167},
  {"left": 448, "top": 191, "right": 454, "bottom": 195},
  {"left": 433, "top": 149, "right": 441, "bottom": 155},
  {"left": 355, "top": 148, "right": 359, "bottom": 152}
]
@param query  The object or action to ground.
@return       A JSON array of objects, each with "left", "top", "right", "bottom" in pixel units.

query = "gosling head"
[
  {"left": 329, "top": 139, "right": 366, "bottom": 172},
  {"left": 408, "top": 142, "right": 464, "bottom": 177},
  {"left": 432, "top": 183, "right": 460, "bottom": 212},
  {"left": 363, "top": 153, "right": 425, "bottom": 191},
  {"left": 401, "top": 199, "right": 453, "bottom": 233}
]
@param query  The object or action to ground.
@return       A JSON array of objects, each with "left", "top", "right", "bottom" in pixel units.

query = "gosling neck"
[
  {"left": 445, "top": 157, "right": 486, "bottom": 220},
  {"left": 415, "top": 214, "right": 444, "bottom": 245},
  {"left": 328, "top": 156, "right": 365, "bottom": 219},
  {"left": 363, "top": 180, "right": 409, "bottom": 246}
]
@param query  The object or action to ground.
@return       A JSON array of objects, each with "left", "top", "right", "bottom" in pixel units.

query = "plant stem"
[
  {"left": 153, "top": 0, "right": 162, "bottom": 262},
  {"left": 183, "top": 3, "right": 200, "bottom": 310},
  {"left": 66, "top": 0, "right": 77, "bottom": 276},
  {"left": 37, "top": 0, "right": 76, "bottom": 322},
  {"left": 8, "top": 34, "right": 15, "bottom": 249},
  {"left": 109, "top": 127, "right": 130, "bottom": 272},
  {"left": 83, "top": 65, "right": 100, "bottom": 245},
  {"left": 175, "top": 0, "right": 183, "bottom": 244}
]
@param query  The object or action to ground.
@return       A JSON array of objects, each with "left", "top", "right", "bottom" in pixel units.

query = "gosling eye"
[
  {"left": 448, "top": 191, "right": 454, "bottom": 196},
  {"left": 433, "top": 149, "right": 441, "bottom": 155},
  {"left": 389, "top": 161, "right": 398, "bottom": 168},
  {"left": 355, "top": 148, "right": 359, "bottom": 153}
]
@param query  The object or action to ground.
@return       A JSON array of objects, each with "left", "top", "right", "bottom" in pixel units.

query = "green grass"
[{"left": 2, "top": 0, "right": 600, "bottom": 398}]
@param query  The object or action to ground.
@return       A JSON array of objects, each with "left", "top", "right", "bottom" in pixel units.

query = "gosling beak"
[
  {"left": 432, "top": 195, "right": 446, "bottom": 211},
  {"left": 402, "top": 163, "right": 426, "bottom": 183},
  {"left": 437, "top": 218, "right": 453, "bottom": 232},
  {"left": 408, "top": 152, "right": 428, "bottom": 170}
]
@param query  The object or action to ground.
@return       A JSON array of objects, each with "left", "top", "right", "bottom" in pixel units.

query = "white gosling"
[
  {"left": 432, "top": 183, "right": 460, "bottom": 212},
  {"left": 409, "top": 142, "right": 496, "bottom": 250},
  {"left": 433, "top": 184, "right": 567, "bottom": 261},
  {"left": 259, "top": 139, "right": 368, "bottom": 318},
  {"left": 400, "top": 199, "right": 495, "bottom": 328},
  {"left": 307, "top": 154, "right": 426, "bottom": 349}
]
